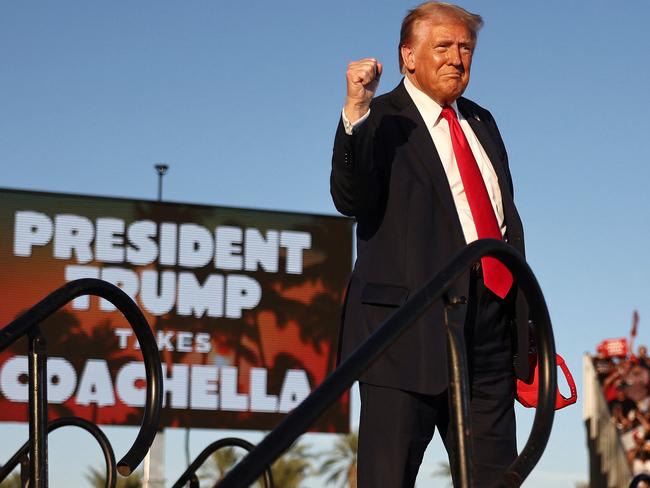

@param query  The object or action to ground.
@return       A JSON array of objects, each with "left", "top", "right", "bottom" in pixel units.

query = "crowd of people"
[{"left": 594, "top": 345, "right": 650, "bottom": 475}]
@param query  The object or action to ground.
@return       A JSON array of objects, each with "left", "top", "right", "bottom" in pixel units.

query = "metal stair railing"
[
  {"left": 583, "top": 354, "right": 633, "bottom": 487},
  {"left": 0, "top": 278, "right": 164, "bottom": 488},
  {"left": 171, "top": 437, "right": 274, "bottom": 488},
  {"left": 217, "top": 239, "right": 557, "bottom": 488},
  {"left": 0, "top": 416, "right": 117, "bottom": 488}
]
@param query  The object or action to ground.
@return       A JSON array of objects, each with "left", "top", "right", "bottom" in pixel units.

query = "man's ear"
[{"left": 400, "top": 44, "right": 415, "bottom": 72}]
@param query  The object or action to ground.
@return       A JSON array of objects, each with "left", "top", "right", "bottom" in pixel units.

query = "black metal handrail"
[
  {"left": 0, "top": 416, "right": 117, "bottom": 488},
  {"left": 630, "top": 473, "right": 650, "bottom": 487},
  {"left": 218, "top": 239, "right": 557, "bottom": 488},
  {"left": 171, "top": 437, "right": 274, "bottom": 488},
  {"left": 0, "top": 278, "right": 163, "bottom": 486}
]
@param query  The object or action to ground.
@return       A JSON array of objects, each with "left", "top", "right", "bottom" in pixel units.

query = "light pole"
[
  {"left": 144, "top": 163, "right": 169, "bottom": 488},
  {"left": 154, "top": 164, "right": 169, "bottom": 201},
  {"left": 153, "top": 162, "right": 191, "bottom": 469}
]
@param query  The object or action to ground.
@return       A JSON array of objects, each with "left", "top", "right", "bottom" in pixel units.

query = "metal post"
[
  {"left": 19, "top": 454, "right": 29, "bottom": 488},
  {"left": 143, "top": 447, "right": 151, "bottom": 487},
  {"left": 28, "top": 326, "right": 48, "bottom": 488},
  {"left": 444, "top": 297, "right": 473, "bottom": 488},
  {"left": 154, "top": 164, "right": 169, "bottom": 202},
  {"left": 142, "top": 431, "right": 165, "bottom": 488},
  {"left": 146, "top": 162, "right": 168, "bottom": 488}
]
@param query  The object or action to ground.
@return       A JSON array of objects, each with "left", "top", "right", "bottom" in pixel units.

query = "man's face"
[{"left": 401, "top": 18, "right": 475, "bottom": 106}]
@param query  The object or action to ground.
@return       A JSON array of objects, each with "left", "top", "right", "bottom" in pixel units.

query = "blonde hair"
[{"left": 399, "top": 2, "right": 483, "bottom": 73}]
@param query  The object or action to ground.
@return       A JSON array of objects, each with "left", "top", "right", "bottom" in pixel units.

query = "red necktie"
[{"left": 440, "top": 106, "right": 513, "bottom": 299}]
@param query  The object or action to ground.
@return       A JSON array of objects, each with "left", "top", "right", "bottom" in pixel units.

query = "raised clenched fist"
[{"left": 344, "top": 58, "right": 382, "bottom": 124}]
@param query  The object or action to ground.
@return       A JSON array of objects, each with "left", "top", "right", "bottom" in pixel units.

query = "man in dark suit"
[{"left": 330, "top": 2, "right": 530, "bottom": 487}]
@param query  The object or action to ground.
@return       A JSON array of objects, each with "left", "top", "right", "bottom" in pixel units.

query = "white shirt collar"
[{"left": 403, "top": 76, "right": 462, "bottom": 128}]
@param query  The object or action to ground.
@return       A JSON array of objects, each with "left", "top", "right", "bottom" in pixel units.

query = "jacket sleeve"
[{"left": 329, "top": 114, "right": 385, "bottom": 217}]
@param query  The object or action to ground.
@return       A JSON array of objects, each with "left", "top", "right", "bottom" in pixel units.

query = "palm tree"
[
  {"left": 198, "top": 446, "right": 243, "bottom": 484},
  {"left": 431, "top": 461, "right": 452, "bottom": 487},
  {"left": 318, "top": 432, "right": 358, "bottom": 488},
  {"left": 85, "top": 466, "right": 143, "bottom": 488},
  {"left": 0, "top": 472, "right": 22, "bottom": 488},
  {"left": 270, "top": 442, "right": 314, "bottom": 488},
  {"left": 197, "top": 446, "right": 267, "bottom": 487},
  {"left": 197, "top": 442, "right": 312, "bottom": 488}
]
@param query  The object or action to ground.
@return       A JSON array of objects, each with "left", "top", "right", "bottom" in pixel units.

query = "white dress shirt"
[{"left": 342, "top": 76, "right": 506, "bottom": 244}]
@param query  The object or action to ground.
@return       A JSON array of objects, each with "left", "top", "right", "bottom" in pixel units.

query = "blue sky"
[{"left": 2, "top": 1, "right": 650, "bottom": 486}]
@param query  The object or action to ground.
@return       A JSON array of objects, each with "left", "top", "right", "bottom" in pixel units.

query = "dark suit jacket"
[{"left": 330, "top": 80, "right": 530, "bottom": 395}]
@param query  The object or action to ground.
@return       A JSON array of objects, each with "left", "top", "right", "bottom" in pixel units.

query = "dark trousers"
[{"left": 357, "top": 273, "right": 517, "bottom": 488}]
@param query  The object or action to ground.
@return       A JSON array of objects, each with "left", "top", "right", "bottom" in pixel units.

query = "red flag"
[{"left": 632, "top": 310, "right": 640, "bottom": 338}]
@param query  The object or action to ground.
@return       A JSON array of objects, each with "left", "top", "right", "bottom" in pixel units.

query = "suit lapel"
[
  {"left": 459, "top": 100, "right": 512, "bottom": 201},
  {"left": 459, "top": 99, "right": 524, "bottom": 250},
  {"left": 389, "top": 83, "right": 465, "bottom": 242}
]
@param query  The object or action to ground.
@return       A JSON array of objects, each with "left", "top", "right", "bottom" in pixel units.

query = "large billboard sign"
[{"left": 0, "top": 188, "right": 352, "bottom": 432}]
